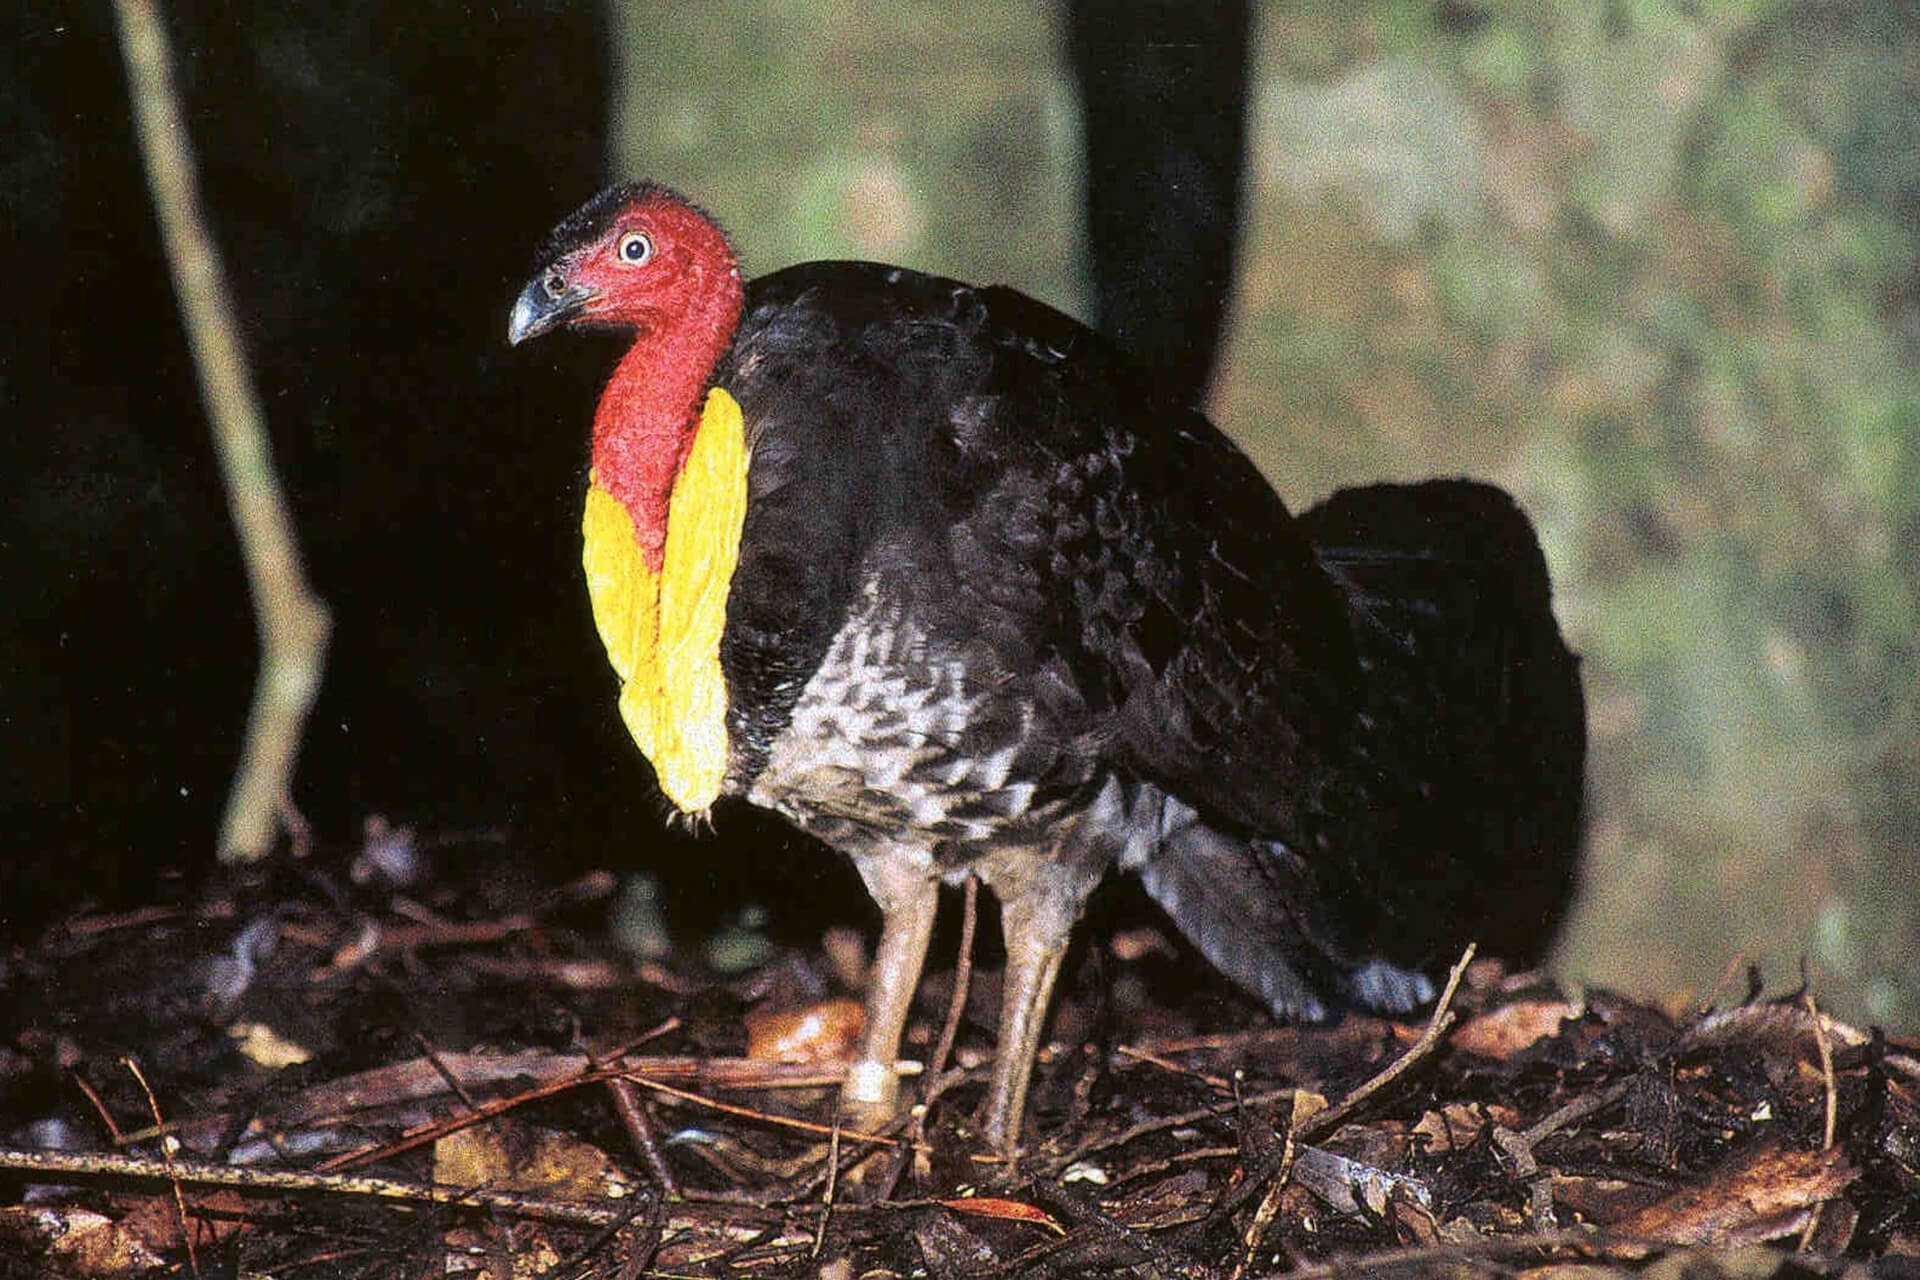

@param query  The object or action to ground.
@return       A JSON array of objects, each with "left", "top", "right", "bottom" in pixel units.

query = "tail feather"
[
  {"left": 1137, "top": 818, "right": 1444, "bottom": 1019},
  {"left": 1134, "top": 812, "right": 1332, "bottom": 1020}
]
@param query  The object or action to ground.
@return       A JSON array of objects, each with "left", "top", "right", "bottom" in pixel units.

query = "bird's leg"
[
  {"left": 978, "top": 883, "right": 1079, "bottom": 1155},
  {"left": 844, "top": 857, "right": 940, "bottom": 1129}
]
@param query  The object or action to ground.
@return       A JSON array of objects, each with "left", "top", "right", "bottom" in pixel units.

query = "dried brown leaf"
[
  {"left": 1549, "top": 1174, "right": 1667, "bottom": 1225},
  {"left": 1452, "top": 1000, "right": 1584, "bottom": 1058},
  {"left": 1605, "top": 1141, "right": 1854, "bottom": 1248},
  {"left": 433, "top": 1119, "right": 635, "bottom": 1203},
  {"left": 0, "top": 1204, "right": 166, "bottom": 1275},
  {"left": 744, "top": 997, "right": 866, "bottom": 1065},
  {"left": 938, "top": 1196, "right": 1065, "bottom": 1234},
  {"left": 121, "top": 1188, "right": 251, "bottom": 1252}
]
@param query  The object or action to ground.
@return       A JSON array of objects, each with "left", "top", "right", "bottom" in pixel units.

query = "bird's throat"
[
  {"left": 583, "top": 384, "right": 748, "bottom": 811},
  {"left": 589, "top": 337, "right": 714, "bottom": 568}
]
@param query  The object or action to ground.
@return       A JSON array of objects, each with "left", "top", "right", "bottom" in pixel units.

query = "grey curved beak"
[{"left": 508, "top": 274, "right": 593, "bottom": 345}]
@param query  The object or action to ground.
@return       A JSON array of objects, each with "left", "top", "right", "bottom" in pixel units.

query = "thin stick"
[
  {"left": 1696, "top": 952, "right": 1752, "bottom": 1018},
  {"left": 1113, "top": 1044, "right": 1234, "bottom": 1092},
  {"left": 1519, "top": 1078, "right": 1632, "bottom": 1150},
  {"left": 313, "top": 1054, "right": 897, "bottom": 1176},
  {"left": 618, "top": 1073, "right": 896, "bottom": 1146},
  {"left": 1104, "top": 1145, "right": 1239, "bottom": 1188},
  {"left": 123, "top": 1059, "right": 199, "bottom": 1278},
  {"left": 544, "top": 1196, "right": 654, "bottom": 1280},
  {"left": 0, "top": 1146, "right": 634, "bottom": 1229},
  {"left": 110, "top": 0, "right": 332, "bottom": 863},
  {"left": 69, "top": 1071, "right": 127, "bottom": 1145},
  {"left": 414, "top": 1033, "right": 484, "bottom": 1115},
  {"left": 606, "top": 1076, "right": 680, "bottom": 1196},
  {"left": 1798, "top": 990, "right": 1838, "bottom": 1252},
  {"left": 1804, "top": 991, "right": 1837, "bottom": 1151},
  {"left": 813, "top": 1103, "right": 843, "bottom": 1259},
  {"left": 617, "top": 1193, "right": 672, "bottom": 1280},
  {"left": 1044, "top": 1084, "right": 1293, "bottom": 1176},
  {"left": 1045, "top": 947, "right": 1474, "bottom": 1176},
  {"left": 1029, "top": 1178, "right": 1195, "bottom": 1278},
  {"left": 1492, "top": 1121, "right": 1554, "bottom": 1234},
  {"left": 1294, "top": 943, "right": 1474, "bottom": 1144},
  {"left": 880, "top": 873, "right": 985, "bottom": 1202},
  {"left": 928, "top": 875, "right": 980, "bottom": 1090},
  {"left": 1488, "top": 1077, "right": 1633, "bottom": 1236},
  {"left": 1231, "top": 1111, "right": 1298, "bottom": 1280}
]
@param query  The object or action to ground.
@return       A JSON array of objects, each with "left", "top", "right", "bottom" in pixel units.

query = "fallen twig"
[
  {"left": 130, "top": 1044, "right": 896, "bottom": 1155},
  {"left": 1027, "top": 1178, "right": 1198, "bottom": 1280},
  {"left": 1114, "top": 1044, "right": 1235, "bottom": 1092},
  {"left": 813, "top": 1103, "right": 843, "bottom": 1258},
  {"left": 1230, "top": 1104, "right": 1298, "bottom": 1280},
  {"left": 1044, "top": 946, "right": 1474, "bottom": 1180},
  {"left": 0, "top": 1147, "right": 639, "bottom": 1229},
  {"left": 1294, "top": 943, "right": 1475, "bottom": 1145},
  {"left": 607, "top": 1075, "right": 680, "bottom": 1196},
  {"left": 1798, "top": 990, "right": 1838, "bottom": 1252},
  {"left": 928, "top": 875, "right": 980, "bottom": 1089},
  {"left": 1805, "top": 992, "right": 1837, "bottom": 1152},
  {"left": 310, "top": 1054, "right": 901, "bottom": 1176},
  {"left": 124, "top": 1058, "right": 198, "bottom": 1277},
  {"left": 1493, "top": 1078, "right": 1635, "bottom": 1233}
]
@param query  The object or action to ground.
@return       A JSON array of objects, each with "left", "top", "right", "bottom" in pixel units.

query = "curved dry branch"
[{"left": 111, "top": 0, "right": 332, "bottom": 862}]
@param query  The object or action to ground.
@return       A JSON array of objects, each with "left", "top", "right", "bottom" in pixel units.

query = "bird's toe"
[{"left": 1344, "top": 957, "right": 1436, "bottom": 1013}]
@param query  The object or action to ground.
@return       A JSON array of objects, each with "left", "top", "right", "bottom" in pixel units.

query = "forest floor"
[{"left": 1, "top": 825, "right": 1915, "bottom": 1279}]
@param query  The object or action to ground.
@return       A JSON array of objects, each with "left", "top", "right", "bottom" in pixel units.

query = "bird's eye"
[
  {"left": 617, "top": 231, "right": 654, "bottom": 265},
  {"left": 542, "top": 272, "right": 567, "bottom": 299}
]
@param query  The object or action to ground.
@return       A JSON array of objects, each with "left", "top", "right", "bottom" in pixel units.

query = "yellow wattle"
[{"left": 582, "top": 386, "right": 748, "bottom": 811}]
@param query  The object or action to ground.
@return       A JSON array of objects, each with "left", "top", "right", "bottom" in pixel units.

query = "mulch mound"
[{"left": 2, "top": 826, "right": 1915, "bottom": 1278}]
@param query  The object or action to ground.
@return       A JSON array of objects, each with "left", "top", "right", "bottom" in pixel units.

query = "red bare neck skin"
[{"left": 590, "top": 272, "right": 743, "bottom": 563}]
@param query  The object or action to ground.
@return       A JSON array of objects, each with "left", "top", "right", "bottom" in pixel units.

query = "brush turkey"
[{"left": 508, "top": 183, "right": 1586, "bottom": 1152}]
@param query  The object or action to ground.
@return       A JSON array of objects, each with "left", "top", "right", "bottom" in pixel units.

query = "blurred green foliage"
[{"left": 610, "top": 0, "right": 1919, "bottom": 1026}]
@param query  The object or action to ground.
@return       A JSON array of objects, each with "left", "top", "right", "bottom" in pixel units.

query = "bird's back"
[{"left": 716, "top": 261, "right": 1369, "bottom": 826}]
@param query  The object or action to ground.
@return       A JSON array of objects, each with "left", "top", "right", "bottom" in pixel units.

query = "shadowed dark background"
[{"left": 3, "top": 0, "right": 1916, "bottom": 1027}]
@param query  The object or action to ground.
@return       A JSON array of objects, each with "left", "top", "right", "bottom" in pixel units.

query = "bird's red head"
[
  {"left": 509, "top": 182, "right": 743, "bottom": 347},
  {"left": 510, "top": 184, "right": 749, "bottom": 552}
]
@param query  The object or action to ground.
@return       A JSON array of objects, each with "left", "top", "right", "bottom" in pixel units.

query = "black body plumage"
[{"left": 711, "top": 261, "right": 1584, "bottom": 1017}]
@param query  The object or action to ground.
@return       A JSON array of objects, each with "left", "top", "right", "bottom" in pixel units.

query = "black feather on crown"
[{"left": 530, "top": 182, "right": 731, "bottom": 273}]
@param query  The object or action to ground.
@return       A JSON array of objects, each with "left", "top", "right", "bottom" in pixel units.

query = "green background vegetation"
[{"left": 610, "top": 0, "right": 1919, "bottom": 1025}]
